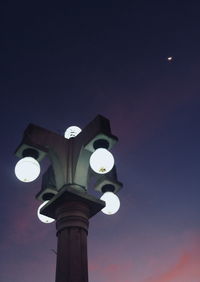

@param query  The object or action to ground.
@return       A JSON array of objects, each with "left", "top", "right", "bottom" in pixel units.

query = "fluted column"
[
  {"left": 40, "top": 186, "right": 105, "bottom": 282},
  {"left": 55, "top": 201, "right": 89, "bottom": 282}
]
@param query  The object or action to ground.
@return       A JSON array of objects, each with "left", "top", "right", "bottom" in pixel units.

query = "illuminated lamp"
[
  {"left": 15, "top": 153, "right": 40, "bottom": 183},
  {"left": 89, "top": 139, "right": 114, "bottom": 174},
  {"left": 37, "top": 201, "right": 55, "bottom": 224},
  {"left": 89, "top": 148, "right": 114, "bottom": 174},
  {"left": 64, "top": 126, "right": 82, "bottom": 139},
  {"left": 100, "top": 188, "right": 120, "bottom": 215}
]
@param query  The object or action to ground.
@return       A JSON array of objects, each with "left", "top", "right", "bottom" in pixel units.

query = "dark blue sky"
[{"left": 0, "top": 1, "right": 200, "bottom": 281}]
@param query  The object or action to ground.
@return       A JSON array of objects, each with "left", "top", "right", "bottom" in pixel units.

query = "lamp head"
[{"left": 83, "top": 115, "right": 118, "bottom": 152}]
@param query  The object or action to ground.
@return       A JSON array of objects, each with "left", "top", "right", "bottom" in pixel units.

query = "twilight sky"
[{"left": 1, "top": 1, "right": 200, "bottom": 281}]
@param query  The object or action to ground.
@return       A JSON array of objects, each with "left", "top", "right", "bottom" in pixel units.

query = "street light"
[{"left": 14, "top": 115, "right": 122, "bottom": 282}]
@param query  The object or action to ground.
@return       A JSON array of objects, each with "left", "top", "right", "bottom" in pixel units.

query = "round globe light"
[
  {"left": 15, "top": 157, "right": 40, "bottom": 182},
  {"left": 64, "top": 126, "right": 82, "bottom": 139},
  {"left": 100, "top": 192, "right": 120, "bottom": 215},
  {"left": 89, "top": 148, "right": 114, "bottom": 174},
  {"left": 37, "top": 201, "right": 55, "bottom": 224}
]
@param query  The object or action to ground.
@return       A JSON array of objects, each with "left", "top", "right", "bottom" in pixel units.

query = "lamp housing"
[
  {"left": 82, "top": 115, "right": 118, "bottom": 153},
  {"left": 93, "top": 165, "right": 122, "bottom": 193},
  {"left": 14, "top": 124, "right": 49, "bottom": 162}
]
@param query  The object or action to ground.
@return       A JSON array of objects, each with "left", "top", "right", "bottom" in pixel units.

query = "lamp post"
[{"left": 14, "top": 115, "right": 122, "bottom": 282}]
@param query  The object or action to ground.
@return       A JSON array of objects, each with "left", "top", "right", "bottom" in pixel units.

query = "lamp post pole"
[
  {"left": 55, "top": 200, "right": 89, "bottom": 282},
  {"left": 41, "top": 185, "right": 105, "bottom": 282},
  {"left": 14, "top": 115, "right": 122, "bottom": 282}
]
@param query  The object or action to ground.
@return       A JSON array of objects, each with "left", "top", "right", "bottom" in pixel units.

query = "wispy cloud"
[
  {"left": 89, "top": 230, "right": 200, "bottom": 282},
  {"left": 145, "top": 232, "right": 200, "bottom": 282}
]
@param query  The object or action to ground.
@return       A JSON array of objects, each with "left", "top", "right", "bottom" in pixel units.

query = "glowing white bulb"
[
  {"left": 100, "top": 192, "right": 120, "bottom": 215},
  {"left": 89, "top": 148, "right": 114, "bottom": 174},
  {"left": 37, "top": 201, "right": 55, "bottom": 224},
  {"left": 64, "top": 126, "right": 82, "bottom": 139},
  {"left": 15, "top": 157, "right": 40, "bottom": 182}
]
